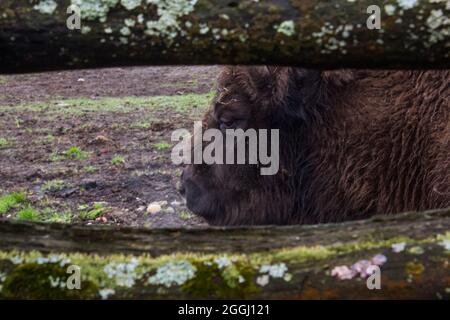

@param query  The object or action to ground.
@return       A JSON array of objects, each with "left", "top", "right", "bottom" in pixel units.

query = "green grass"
[
  {"left": 42, "top": 134, "right": 56, "bottom": 144},
  {"left": 15, "top": 206, "right": 73, "bottom": 223},
  {"left": 78, "top": 203, "right": 106, "bottom": 220},
  {"left": 41, "top": 208, "right": 73, "bottom": 223},
  {"left": 0, "top": 76, "right": 7, "bottom": 85},
  {"left": 111, "top": 155, "right": 126, "bottom": 166},
  {"left": 16, "top": 206, "right": 40, "bottom": 221},
  {"left": 51, "top": 147, "right": 89, "bottom": 161},
  {"left": 42, "top": 180, "right": 66, "bottom": 192},
  {"left": 0, "top": 138, "right": 8, "bottom": 148},
  {"left": 0, "top": 92, "right": 214, "bottom": 114},
  {"left": 154, "top": 142, "right": 171, "bottom": 151},
  {"left": 83, "top": 165, "right": 98, "bottom": 173},
  {"left": 179, "top": 211, "right": 193, "bottom": 221},
  {"left": 0, "top": 192, "right": 27, "bottom": 215},
  {"left": 64, "top": 147, "right": 88, "bottom": 160}
]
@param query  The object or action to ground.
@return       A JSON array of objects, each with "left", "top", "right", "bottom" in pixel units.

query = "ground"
[{"left": 0, "top": 66, "right": 220, "bottom": 228}]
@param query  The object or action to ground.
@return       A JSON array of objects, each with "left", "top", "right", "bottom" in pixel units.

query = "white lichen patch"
[
  {"left": 33, "top": 0, "right": 58, "bottom": 15},
  {"left": 385, "top": 4, "right": 397, "bottom": 15},
  {"left": 438, "top": 239, "right": 450, "bottom": 250},
  {"left": 397, "top": 0, "right": 419, "bottom": 9},
  {"left": 214, "top": 256, "right": 231, "bottom": 269},
  {"left": 36, "top": 254, "right": 71, "bottom": 267},
  {"left": 81, "top": 26, "right": 92, "bottom": 34},
  {"left": 48, "top": 276, "right": 67, "bottom": 289},
  {"left": 124, "top": 18, "right": 136, "bottom": 27},
  {"left": 425, "top": 8, "right": 450, "bottom": 47},
  {"left": 276, "top": 20, "right": 296, "bottom": 37},
  {"left": 104, "top": 258, "right": 140, "bottom": 288},
  {"left": 144, "top": 0, "right": 198, "bottom": 40},
  {"left": 9, "top": 256, "right": 24, "bottom": 265},
  {"left": 99, "top": 288, "right": 115, "bottom": 299},
  {"left": 199, "top": 23, "right": 210, "bottom": 35},
  {"left": 120, "top": 26, "right": 131, "bottom": 36},
  {"left": 121, "top": 0, "right": 142, "bottom": 10},
  {"left": 259, "top": 263, "right": 288, "bottom": 278},
  {"left": 312, "top": 22, "right": 353, "bottom": 54},
  {"left": 71, "top": 0, "right": 119, "bottom": 21},
  {"left": 147, "top": 260, "right": 196, "bottom": 287},
  {"left": 256, "top": 274, "right": 270, "bottom": 287}
]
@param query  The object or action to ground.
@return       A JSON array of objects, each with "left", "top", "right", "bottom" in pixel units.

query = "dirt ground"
[{"left": 0, "top": 66, "right": 220, "bottom": 228}]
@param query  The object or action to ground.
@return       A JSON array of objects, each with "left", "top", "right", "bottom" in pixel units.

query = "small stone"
[
  {"left": 170, "top": 200, "right": 182, "bottom": 207},
  {"left": 77, "top": 78, "right": 85, "bottom": 82},
  {"left": 147, "top": 203, "right": 162, "bottom": 214},
  {"left": 96, "top": 216, "right": 108, "bottom": 223}
]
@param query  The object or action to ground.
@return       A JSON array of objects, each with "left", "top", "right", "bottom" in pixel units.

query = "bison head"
[{"left": 180, "top": 66, "right": 353, "bottom": 226}]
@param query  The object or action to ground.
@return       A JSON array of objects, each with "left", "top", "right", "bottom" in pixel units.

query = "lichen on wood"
[
  {"left": 0, "top": 0, "right": 449, "bottom": 73},
  {"left": 0, "top": 209, "right": 449, "bottom": 299}
]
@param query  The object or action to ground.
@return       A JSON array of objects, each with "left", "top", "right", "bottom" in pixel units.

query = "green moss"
[
  {"left": 154, "top": 142, "right": 171, "bottom": 151},
  {"left": 111, "top": 155, "right": 126, "bottom": 166},
  {"left": 2, "top": 263, "right": 98, "bottom": 299},
  {"left": 0, "top": 232, "right": 446, "bottom": 299},
  {"left": 16, "top": 206, "right": 40, "bottom": 221},
  {"left": 78, "top": 203, "right": 106, "bottom": 220},
  {"left": 181, "top": 259, "right": 258, "bottom": 299},
  {"left": 0, "top": 192, "right": 27, "bottom": 215},
  {"left": 0, "top": 138, "right": 8, "bottom": 148},
  {"left": 272, "top": 236, "right": 414, "bottom": 263}
]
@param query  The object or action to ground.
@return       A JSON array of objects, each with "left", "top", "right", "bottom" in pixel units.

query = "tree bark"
[
  {"left": 0, "top": 0, "right": 449, "bottom": 73},
  {"left": 0, "top": 208, "right": 449, "bottom": 299}
]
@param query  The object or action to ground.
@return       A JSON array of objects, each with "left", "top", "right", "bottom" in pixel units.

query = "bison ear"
[{"left": 246, "top": 66, "right": 292, "bottom": 105}]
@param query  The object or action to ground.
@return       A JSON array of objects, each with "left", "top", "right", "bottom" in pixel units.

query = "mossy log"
[
  {"left": 0, "top": 208, "right": 449, "bottom": 299},
  {"left": 0, "top": 0, "right": 449, "bottom": 73}
]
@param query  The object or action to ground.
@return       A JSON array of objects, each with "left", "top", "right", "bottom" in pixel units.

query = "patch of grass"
[
  {"left": 0, "top": 138, "right": 8, "bottom": 149},
  {"left": 0, "top": 76, "right": 7, "bottom": 85},
  {"left": 41, "top": 208, "right": 73, "bottom": 224},
  {"left": 0, "top": 192, "right": 27, "bottom": 215},
  {"left": 129, "top": 121, "right": 152, "bottom": 129},
  {"left": 16, "top": 206, "right": 40, "bottom": 221},
  {"left": 0, "top": 92, "right": 214, "bottom": 114},
  {"left": 64, "top": 147, "right": 88, "bottom": 160},
  {"left": 83, "top": 165, "right": 98, "bottom": 173},
  {"left": 42, "top": 135, "right": 56, "bottom": 144},
  {"left": 154, "top": 142, "right": 171, "bottom": 151},
  {"left": 111, "top": 155, "right": 126, "bottom": 166},
  {"left": 78, "top": 203, "right": 106, "bottom": 220},
  {"left": 179, "top": 211, "right": 193, "bottom": 221},
  {"left": 42, "top": 180, "right": 66, "bottom": 192},
  {"left": 51, "top": 147, "right": 89, "bottom": 161}
]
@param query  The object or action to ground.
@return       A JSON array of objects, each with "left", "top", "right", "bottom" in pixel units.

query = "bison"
[{"left": 180, "top": 67, "right": 450, "bottom": 226}]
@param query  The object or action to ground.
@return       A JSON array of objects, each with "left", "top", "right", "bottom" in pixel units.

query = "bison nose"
[{"left": 181, "top": 166, "right": 203, "bottom": 208}]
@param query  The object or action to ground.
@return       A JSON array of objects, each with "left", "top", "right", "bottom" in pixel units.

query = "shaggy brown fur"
[{"left": 181, "top": 67, "right": 450, "bottom": 226}]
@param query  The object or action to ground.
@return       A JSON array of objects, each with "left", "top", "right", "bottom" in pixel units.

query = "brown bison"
[{"left": 181, "top": 67, "right": 450, "bottom": 226}]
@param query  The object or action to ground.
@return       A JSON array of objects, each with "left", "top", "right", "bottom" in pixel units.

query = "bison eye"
[{"left": 219, "top": 118, "right": 236, "bottom": 130}]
